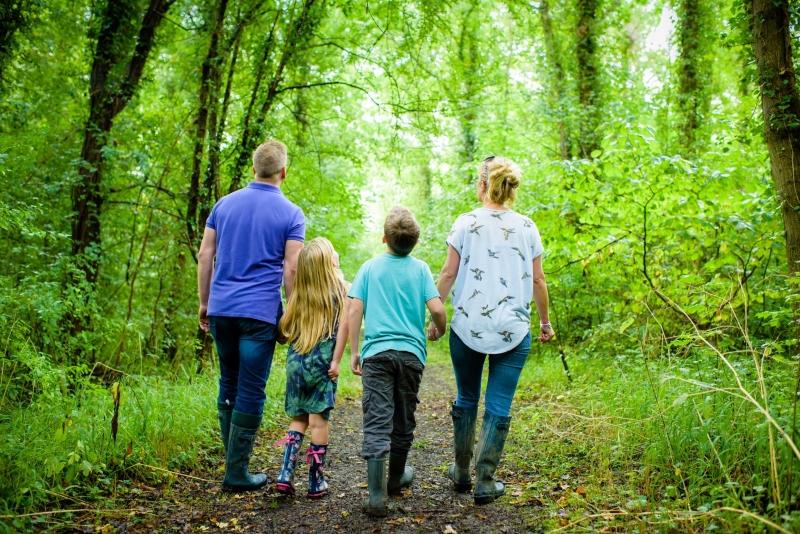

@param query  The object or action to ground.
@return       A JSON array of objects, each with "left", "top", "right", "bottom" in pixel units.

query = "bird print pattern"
[{"left": 446, "top": 208, "right": 544, "bottom": 353}]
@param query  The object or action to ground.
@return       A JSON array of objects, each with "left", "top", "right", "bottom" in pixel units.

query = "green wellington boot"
[
  {"left": 447, "top": 403, "right": 478, "bottom": 492},
  {"left": 222, "top": 411, "right": 268, "bottom": 492},
  {"left": 473, "top": 413, "right": 512, "bottom": 505},
  {"left": 217, "top": 403, "right": 233, "bottom": 456},
  {"left": 387, "top": 451, "right": 414, "bottom": 496},
  {"left": 363, "top": 457, "right": 388, "bottom": 517}
]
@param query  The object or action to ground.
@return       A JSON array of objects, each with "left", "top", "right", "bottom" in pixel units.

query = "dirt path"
[{"left": 106, "top": 363, "right": 541, "bottom": 533}]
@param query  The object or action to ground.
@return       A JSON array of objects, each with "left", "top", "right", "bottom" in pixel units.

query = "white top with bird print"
[{"left": 447, "top": 207, "right": 544, "bottom": 354}]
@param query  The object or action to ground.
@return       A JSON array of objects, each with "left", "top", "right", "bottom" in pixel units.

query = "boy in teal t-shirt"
[{"left": 343, "top": 207, "right": 446, "bottom": 517}]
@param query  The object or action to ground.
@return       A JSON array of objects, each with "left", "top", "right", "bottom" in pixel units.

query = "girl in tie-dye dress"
[{"left": 275, "top": 237, "right": 349, "bottom": 498}]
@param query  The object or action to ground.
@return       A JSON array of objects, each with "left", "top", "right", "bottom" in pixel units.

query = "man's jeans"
[
  {"left": 449, "top": 330, "right": 531, "bottom": 417},
  {"left": 209, "top": 317, "right": 278, "bottom": 416},
  {"left": 361, "top": 350, "right": 424, "bottom": 459}
]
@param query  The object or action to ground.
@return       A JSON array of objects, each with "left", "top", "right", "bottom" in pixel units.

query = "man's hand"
[
  {"left": 350, "top": 352, "right": 362, "bottom": 376},
  {"left": 328, "top": 360, "right": 340, "bottom": 381},
  {"left": 427, "top": 323, "right": 441, "bottom": 341},
  {"left": 199, "top": 305, "right": 209, "bottom": 332},
  {"left": 276, "top": 329, "right": 288, "bottom": 345},
  {"left": 539, "top": 324, "right": 555, "bottom": 343}
]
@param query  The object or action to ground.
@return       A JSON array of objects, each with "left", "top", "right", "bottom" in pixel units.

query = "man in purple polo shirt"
[{"left": 197, "top": 139, "right": 304, "bottom": 491}]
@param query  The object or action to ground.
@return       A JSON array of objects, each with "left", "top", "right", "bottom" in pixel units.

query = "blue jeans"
[
  {"left": 449, "top": 330, "right": 531, "bottom": 417},
  {"left": 209, "top": 316, "right": 278, "bottom": 416}
]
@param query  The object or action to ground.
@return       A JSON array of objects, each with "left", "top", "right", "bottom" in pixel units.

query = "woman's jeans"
[
  {"left": 209, "top": 316, "right": 278, "bottom": 417},
  {"left": 449, "top": 330, "right": 531, "bottom": 417}
]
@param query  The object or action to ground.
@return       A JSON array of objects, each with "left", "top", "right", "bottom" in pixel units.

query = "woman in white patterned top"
[{"left": 430, "top": 155, "right": 554, "bottom": 505}]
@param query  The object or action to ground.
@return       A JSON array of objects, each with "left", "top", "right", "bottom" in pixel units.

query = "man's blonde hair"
[
  {"left": 252, "top": 140, "right": 287, "bottom": 179},
  {"left": 384, "top": 206, "right": 420, "bottom": 256}
]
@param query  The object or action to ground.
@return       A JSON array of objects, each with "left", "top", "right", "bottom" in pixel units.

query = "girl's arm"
[
  {"left": 328, "top": 299, "right": 350, "bottom": 379},
  {"left": 347, "top": 298, "right": 364, "bottom": 375}
]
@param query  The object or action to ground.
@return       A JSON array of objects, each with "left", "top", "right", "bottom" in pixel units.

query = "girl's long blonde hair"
[{"left": 279, "top": 237, "right": 347, "bottom": 355}]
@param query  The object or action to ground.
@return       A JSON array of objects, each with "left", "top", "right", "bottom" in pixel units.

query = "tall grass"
[{"left": 509, "top": 313, "right": 800, "bottom": 532}]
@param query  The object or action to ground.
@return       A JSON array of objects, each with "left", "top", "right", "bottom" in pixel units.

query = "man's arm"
[
  {"left": 347, "top": 298, "right": 364, "bottom": 375},
  {"left": 197, "top": 227, "right": 217, "bottom": 332},
  {"left": 283, "top": 240, "right": 303, "bottom": 299},
  {"left": 532, "top": 256, "right": 554, "bottom": 342},
  {"left": 426, "top": 297, "right": 447, "bottom": 341},
  {"left": 329, "top": 299, "right": 351, "bottom": 380}
]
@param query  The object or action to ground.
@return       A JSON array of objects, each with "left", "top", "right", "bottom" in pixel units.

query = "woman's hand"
[
  {"left": 350, "top": 352, "right": 362, "bottom": 376},
  {"left": 427, "top": 323, "right": 441, "bottom": 341},
  {"left": 539, "top": 324, "right": 555, "bottom": 343},
  {"left": 328, "top": 361, "right": 340, "bottom": 381}
]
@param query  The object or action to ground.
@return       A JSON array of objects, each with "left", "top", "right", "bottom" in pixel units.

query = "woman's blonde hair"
[
  {"left": 279, "top": 237, "right": 347, "bottom": 354},
  {"left": 479, "top": 156, "right": 521, "bottom": 206}
]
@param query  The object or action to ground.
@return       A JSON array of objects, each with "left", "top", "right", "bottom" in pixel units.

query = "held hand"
[
  {"left": 539, "top": 324, "right": 555, "bottom": 343},
  {"left": 198, "top": 305, "right": 209, "bottom": 333},
  {"left": 276, "top": 329, "right": 288, "bottom": 345},
  {"left": 328, "top": 361, "right": 340, "bottom": 381},
  {"left": 427, "top": 323, "right": 440, "bottom": 341},
  {"left": 350, "top": 352, "right": 362, "bottom": 376}
]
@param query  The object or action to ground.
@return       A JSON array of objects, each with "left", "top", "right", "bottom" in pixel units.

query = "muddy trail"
[{"left": 103, "top": 363, "right": 543, "bottom": 533}]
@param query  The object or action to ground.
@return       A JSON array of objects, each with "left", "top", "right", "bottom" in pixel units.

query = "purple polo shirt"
[{"left": 206, "top": 182, "right": 305, "bottom": 324}]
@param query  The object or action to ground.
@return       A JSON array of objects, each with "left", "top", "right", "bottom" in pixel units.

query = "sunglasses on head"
[{"left": 480, "top": 155, "right": 495, "bottom": 182}]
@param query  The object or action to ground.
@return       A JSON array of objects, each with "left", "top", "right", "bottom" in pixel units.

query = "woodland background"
[{"left": 1, "top": 0, "right": 799, "bottom": 531}]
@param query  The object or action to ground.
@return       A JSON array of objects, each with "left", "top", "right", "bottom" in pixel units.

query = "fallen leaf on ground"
[{"left": 443, "top": 525, "right": 458, "bottom": 534}]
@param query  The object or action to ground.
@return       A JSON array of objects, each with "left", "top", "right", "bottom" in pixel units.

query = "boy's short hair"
[
  {"left": 384, "top": 207, "right": 420, "bottom": 256},
  {"left": 252, "top": 140, "right": 287, "bottom": 179}
]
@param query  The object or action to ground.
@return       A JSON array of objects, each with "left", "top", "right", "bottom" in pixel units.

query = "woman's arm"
[
  {"left": 329, "top": 299, "right": 350, "bottom": 379},
  {"left": 428, "top": 245, "right": 460, "bottom": 339},
  {"left": 436, "top": 245, "right": 461, "bottom": 303},
  {"left": 532, "top": 256, "right": 554, "bottom": 342}
]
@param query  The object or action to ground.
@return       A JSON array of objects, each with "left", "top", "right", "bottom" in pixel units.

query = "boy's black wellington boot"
[
  {"left": 447, "top": 403, "right": 477, "bottom": 493},
  {"left": 473, "top": 412, "right": 512, "bottom": 505},
  {"left": 222, "top": 411, "right": 268, "bottom": 492},
  {"left": 306, "top": 443, "right": 329, "bottom": 499},
  {"left": 217, "top": 402, "right": 233, "bottom": 457},
  {"left": 387, "top": 451, "right": 414, "bottom": 496},
  {"left": 363, "top": 457, "right": 388, "bottom": 517},
  {"left": 275, "top": 430, "right": 304, "bottom": 495}
]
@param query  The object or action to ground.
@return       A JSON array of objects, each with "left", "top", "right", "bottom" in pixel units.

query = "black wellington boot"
[
  {"left": 387, "top": 450, "right": 414, "bottom": 496},
  {"left": 222, "top": 411, "right": 268, "bottom": 492},
  {"left": 447, "top": 403, "right": 477, "bottom": 492},
  {"left": 473, "top": 412, "right": 512, "bottom": 505},
  {"left": 363, "top": 457, "right": 388, "bottom": 517}
]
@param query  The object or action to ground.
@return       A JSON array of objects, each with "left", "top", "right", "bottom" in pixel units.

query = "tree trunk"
[
  {"left": 230, "top": 0, "right": 320, "bottom": 192},
  {"left": 539, "top": 0, "right": 572, "bottom": 160},
  {"left": 676, "top": 0, "right": 709, "bottom": 154},
  {"left": 576, "top": 0, "right": 600, "bottom": 159},
  {"left": 0, "top": 0, "right": 31, "bottom": 84},
  {"left": 186, "top": 0, "right": 230, "bottom": 249},
  {"left": 71, "top": 0, "right": 173, "bottom": 289},
  {"left": 457, "top": 4, "right": 479, "bottom": 179},
  {"left": 751, "top": 0, "right": 800, "bottom": 275}
]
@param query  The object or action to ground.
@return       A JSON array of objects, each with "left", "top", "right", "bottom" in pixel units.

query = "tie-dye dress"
[{"left": 284, "top": 336, "right": 338, "bottom": 420}]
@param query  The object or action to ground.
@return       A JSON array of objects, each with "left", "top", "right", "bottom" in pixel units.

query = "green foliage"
[{"left": 0, "top": 0, "right": 797, "bottom": 529}]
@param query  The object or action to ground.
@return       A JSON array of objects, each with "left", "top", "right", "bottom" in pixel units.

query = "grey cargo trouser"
[{"left": 361, "top": 350, "right": 424, "bottom": 459}]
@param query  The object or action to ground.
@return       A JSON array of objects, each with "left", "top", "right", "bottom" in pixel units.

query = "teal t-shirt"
[{"left": 348, "top": 253, "right": 440, "bottom": 365}]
